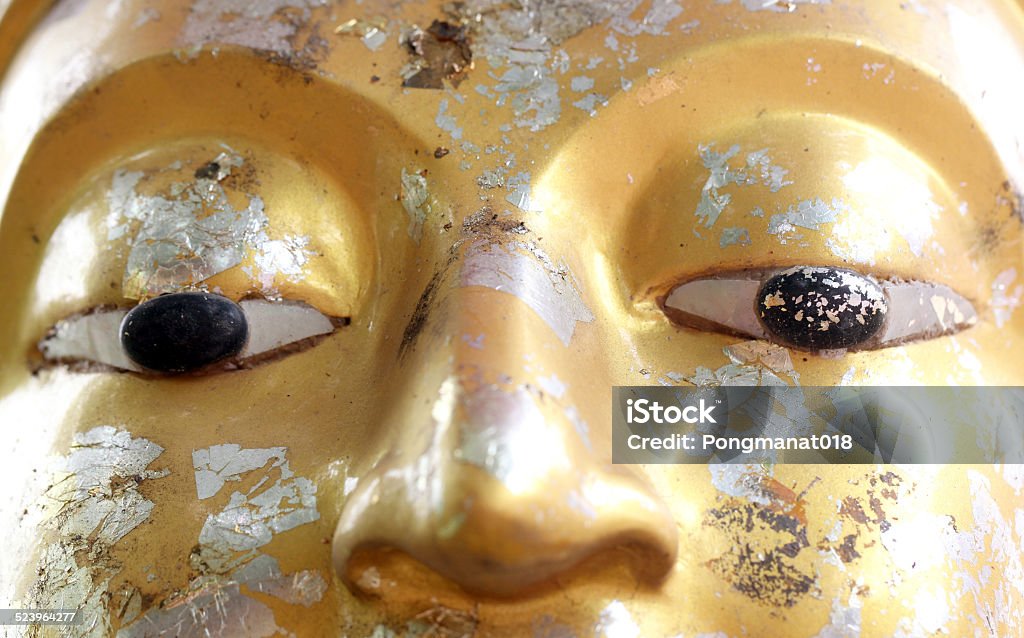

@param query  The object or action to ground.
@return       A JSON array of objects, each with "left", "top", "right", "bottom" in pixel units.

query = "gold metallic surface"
[{"left": 0, "top": 0, "right": 1023, "bottom": 636}]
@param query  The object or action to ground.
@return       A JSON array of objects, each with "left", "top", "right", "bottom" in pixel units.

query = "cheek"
[
  {"left": 0, "top": 374, "right": 98, "bottom": 607},
  {"left": 3, "top": 346, "right": 366, "bottom": 633},
  {"left": 120, "top": 442, "right": 327, "bottom": 635}
]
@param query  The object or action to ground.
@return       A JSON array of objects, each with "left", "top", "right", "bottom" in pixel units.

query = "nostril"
[
  {"left": 342, "top": 534, "right": 673, "bottom": 602},
  {"left": 332, "top": 448, "right": 678, "bottom": 597}
]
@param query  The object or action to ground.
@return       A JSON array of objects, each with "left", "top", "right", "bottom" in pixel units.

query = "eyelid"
[
  {"left": 38, "top": 298, "right": 344, "bottom": 373},
  {"left": 663, "top": 269, "right": 977, "bottom": 352}
]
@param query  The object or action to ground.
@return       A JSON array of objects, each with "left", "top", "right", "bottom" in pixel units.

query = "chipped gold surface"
[{"left": 1, "top": 0, "right": 1023, "bottom": 636}]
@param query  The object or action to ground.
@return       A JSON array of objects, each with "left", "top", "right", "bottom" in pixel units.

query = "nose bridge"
[
  {"left": 458, "top": 235, "right": 597, "bottom": 351},
  {"left": 332, "top": 236, "right": 678, "bottom": 595}
]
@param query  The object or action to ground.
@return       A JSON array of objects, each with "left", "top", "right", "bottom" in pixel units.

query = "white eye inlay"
[
  {"left": 236, "top": 299, "right": 334, "bottom": 357},
  {"left": 664, "top": 273, "right": 977, "bottom": 350},
  {"left": 39, "top": 299, "right": 338, "bottom": 372},
  {"left": 39, "top": 311, "right": 138, "bottom": 370},
  {"left": 665, "top": 278, "right": 770, "bottom": 340}
]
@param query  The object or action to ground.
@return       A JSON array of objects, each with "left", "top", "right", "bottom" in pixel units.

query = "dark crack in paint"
[
  {"left": 399, "top": 250, "right": 460, "bottom": 359},
  {"left": 461, "top": 207, "right": 529, "bottom": 238},
  {"left": 256, "top": 29, "right": 330, "bottom": 74},
  {"left": 399, "top": 208, "right": 535, "bottom": 358}
]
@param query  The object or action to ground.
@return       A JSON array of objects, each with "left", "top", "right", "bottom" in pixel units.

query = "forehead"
[
  {"left": 2, "top": 0, "right": 1023, "bottom": 158},
  {"left": 0, "top": 0, "right": 1021, "bottom": 305}
]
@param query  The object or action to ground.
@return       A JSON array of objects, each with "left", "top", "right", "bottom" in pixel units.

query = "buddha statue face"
[{"left": 1, "top": 0, "right": 1023, "bottom": 636}]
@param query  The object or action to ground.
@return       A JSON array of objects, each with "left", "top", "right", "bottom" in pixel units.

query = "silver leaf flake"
[
  {"left": 462, "top": 240, "right": 594, "bottom": 346},
  {"left": 457, "top": 386, "right": 568, "bottom": 490},
  {"left": 196, "top": 449, "right": 319, "bottom": 567},
  {"left": 696, "top": 144, "right": 742, "bottom": 227},
  {"left": 27, "top": 427, "right": 169, "bottom": 638},
  {"left": 687, "top": 340, "right": 800, "bottom": 386},
  {"left": 133, "top": 8, "right": 161, "bottom": 28},
  {"left": 719, "top": 227, "right": 752, "bottom": 247},
  {"left": 121, "top": 447, "right": 324, "bottom": 637},
  {"left": 609, "top": 0, "right": 684, "bottom": 36},
  {"left": 691, "top": 345, "right": 812, "bottom": 462},
  {"left": 402, "top": 168, "right": 432, "bottom": 242},
  {"left": 594, "top": 600, "right": 640, "bottom": 638},
  {"left": 877, "top": 472, "right": 1024, "bottom": 636},
  {"left": 813, "top": 592, "right": 863, "bottom": 638},
  {"left": 477, "top": 168, "right": 505, "bottom": 189},
  {"left": 460, "top": 0, "right": 644, "bottom": 132},
  {"left": 709, "top": 463, "right": 777, "bottom": 506},
  {"left": 992, "top": 268, "right": 1023, "bottom": 328},
  {"left": 570, "top": 75, "right": 595, "bottom": 91},
  {"left": 193, "top": 444, "right": 286, "bottom": 500},
  {"left": 465, "top": 0, "right": 639, "bottom": 49},
  {"left": 249, "top": 234, "right": 315, "bottom": 296},
  {"left": 243, "top": 555, "right": 328, "bottom": 606},
  {"left": 767, "top": 197, "right": 848, "bottom": 237},
  {"left": 436, "top": 98, "right": 464, "bottom": 141},
  {"left": 180, "top": 0, "right": 328, "bottom": 55},
  {"left": 108, "top": 151, "right": 268, "bottom": 299},
  {"left": 506, "top": 171, "right": 542, "bottom": 212},
  {"left": 572, "top": 92, "right": 609, "bottom": 115},
  {"left": 954, "top": 472, "right": 1024, "bottom": 633},
  {"left": 718, "top": 0, "right": 832, "bottom": 12},
  {"left": 55, "top": 427, "right": 170, "bottom": 544},
  {"left": 117, "top": 584, "right": 281, "bottom": 638},
  {"left": 334, "top": 17, "right": 390, "bottom": 51},
  {"left": 695, "top": 144, "right": 793, "bottom": 229},
  {"left": 492, "top": 63, "right": 563, "bottom": 131}
]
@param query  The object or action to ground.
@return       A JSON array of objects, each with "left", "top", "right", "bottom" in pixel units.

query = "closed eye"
[
  {"left": 662, "top": 266, "right": 977, "bottom": 353},
  {"left": 38, "top": 293, "right": 347, "bottom": 374}
]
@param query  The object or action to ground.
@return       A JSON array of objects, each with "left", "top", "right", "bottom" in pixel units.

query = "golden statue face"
[{"left": 1, "top": 0, "right": 1023, "bottom": 636}]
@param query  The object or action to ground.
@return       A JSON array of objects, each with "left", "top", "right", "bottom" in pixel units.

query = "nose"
[{"left": 331, "top": 238, "right": 678, "bottom": 596}]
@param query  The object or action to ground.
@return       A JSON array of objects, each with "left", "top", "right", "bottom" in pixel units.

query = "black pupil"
[
  {"left": 756, "top": 267, "right": 887, "bottom": 350},
  {"left": 120, "top": 292, "right": 249, "bottom": 373}
]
